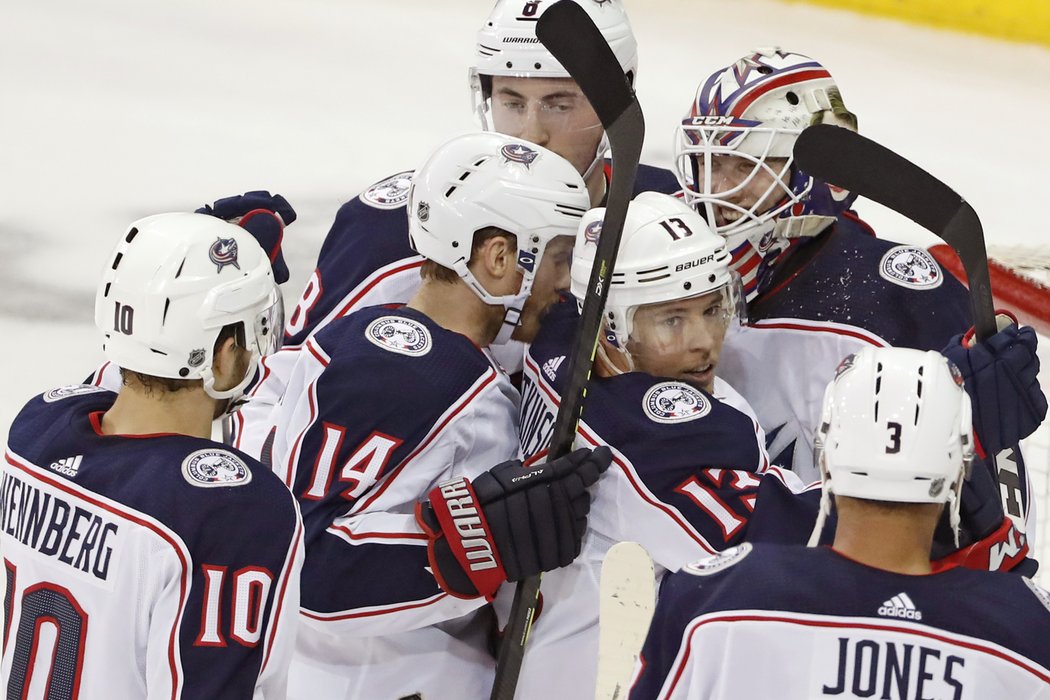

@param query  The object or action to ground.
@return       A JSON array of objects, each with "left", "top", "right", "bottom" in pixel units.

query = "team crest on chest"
[
  {"left": 642, "top": 381, "right": 712, "bottom": 424},
  {"left": 361, "top": 171, "right": 414, "bottom": 209},
  {"left": 366, "top": 316, "right": 433, "bottom": 357},
  {"left": 878, "top": 246, "right": 943, "bottom": 290},
  {"left": 182, "top": 449, "right": 252, "bottom": 488},
  {"left": 684, "top": 543, "right": 752, "bottom": 576},
  {"left": 42, "top": 384, "right": 108, "bottom": 403}
]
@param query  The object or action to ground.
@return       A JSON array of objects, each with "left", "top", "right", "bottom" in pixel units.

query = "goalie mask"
[
  {"left": 95, "top": 213, "right": 283, "bottom": 402},
  {"left": 469, "top": 0, "right": 638, "bottom": 179},
  {"left": 674, "top": 47, "right": 859, "bottom": 298},
  {"left": 808, "top": 346, "right": 974, "bottom": 547},
  {"left": 570, "top": 192, "right": 742, "bottom": 370},
  {"left": 407, "top": 132, "right": 590, "bottom": 344}
]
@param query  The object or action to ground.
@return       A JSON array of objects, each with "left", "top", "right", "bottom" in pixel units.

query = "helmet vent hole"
[
  {"left": 786, "top": 91, "right": 800, "bottom": 106},
  {"left": 162, "top": 298, "right": 171, "bottom": 325},
  {"left": 111, "top": 253, "right": 123, "bottom": 270},
  {"left": 757, "top": 66, "right": 773, "bottom": 75},
  {"left": 103, "top": 282, "right": 111, "bottom": 298},
  {"left": 125, "top": 227, "right": 138, "bottom": 243},
  {"left": 175, "top": 258, "right": 186, "bottom": 279},
  {"left": 445, "top": 186, "right": 458, "bottom": 198}
]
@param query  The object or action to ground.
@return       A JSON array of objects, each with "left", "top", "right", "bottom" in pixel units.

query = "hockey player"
[
  {"left": 232, "top": 0, "right": 678, "bottom": 459},
  {"left": 673, "top": 47, "right": 1046, "bottom": 535},
  {"left": 631, "top": 347, "right": 1050, "bottom": 699},
  {"left": 515, "top": 192, "right": 824, "bottom": 698},
  {"left": 266, "top": 132, "right": 612, "bottom": 700},
  {"left": 1, "top": 213, "right": 303, "bottom": 698}
]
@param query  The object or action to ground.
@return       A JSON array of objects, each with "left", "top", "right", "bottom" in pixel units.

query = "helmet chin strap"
[{"left": 452, "top": 258, "right": 532, "bottom": 346}]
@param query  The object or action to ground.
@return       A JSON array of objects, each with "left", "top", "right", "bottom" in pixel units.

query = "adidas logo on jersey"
[
  {"left": 542, "top": 355, "right": 565, "bottom": 382},
  {"left": 49, "top": 455, "right": 83, "bottom": 478},
  {"left": 877, "top": 592, "right": 922, "bottom": 621}
]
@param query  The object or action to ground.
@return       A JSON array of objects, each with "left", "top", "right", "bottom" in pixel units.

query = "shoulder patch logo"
[
  {"left": 642, "top": 382, "right": 712, "bottom": 424},
  {"left": 878, "top": 246, "right": 943, "bottom": 290},
  {"left": 1023, "top": 577, "right": 1050, "bottom": 614},
  {"left": 42, "top": 384, "right": 108, "bottom": 403},
  {"left": 684, "top": 543, "right": 752, "bottom": 576},
  {"left": 182, "top": 449, "right": 252, "bottom": 488},
  {"left": 361, "top": 171, "right": 414, "bottom": 210},
  {"left": 366, "top": 316, "right": 433, "bottom": 357},
  {"left": 877, "top": 592, "right": 923, "bottom": 621}
]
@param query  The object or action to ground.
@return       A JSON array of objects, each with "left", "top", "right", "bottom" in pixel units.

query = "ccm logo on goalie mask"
[{"left": 438, "top": 479, "right": 498, "bottom": 572}]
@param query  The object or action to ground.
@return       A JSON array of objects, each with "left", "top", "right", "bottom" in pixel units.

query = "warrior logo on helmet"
[
  {"left": 878, "top": 246, "right": 943, "bottom": 290},
  {"left": 182, "top": 449, "right": 252, "bottom": 488},
  {"left": 643, "top": 382, "right": 712, "bottom": 424},
  {"left": 501, "top": 143, "right": 540, "bottom": 168},
  {"left": 366, "top": 316, "right": 433, "bottom": 357},
  {"left": 209, "top": 237, "right": 240, "bottom": 273}
]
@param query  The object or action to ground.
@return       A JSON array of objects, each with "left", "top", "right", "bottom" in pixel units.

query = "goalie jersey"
[
  {"left": 232, "top": 163, "right": 680, "bottom": 460},
  {"left": 1, "top": 386, "right": 303, "bottom": 699},
  {"left": 266, "top": 305, "right": 519, "bottom": 700},
  {"left": 631, "top": 543, "right": 1050, "bottom": 699},
  {"left": 512, "top": 298, "right": 818, "bottom": 699},
  {"left": 719, "top": 215, "right": 974, "bottom": 482}
]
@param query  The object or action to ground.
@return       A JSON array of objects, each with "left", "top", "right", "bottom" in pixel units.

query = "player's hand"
[
  {"left": 196, "top": 191, "right": 295, "bottom": 284},
  {"left": 941, "top": 316, "right": 1047, "bottom": 456},
  {"left": 416, "top": 446, "right": 613, "bottom": 600}
]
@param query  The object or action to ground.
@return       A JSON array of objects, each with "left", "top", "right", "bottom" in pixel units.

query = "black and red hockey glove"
[
  {"left": 416, "top": 446, "right": 612, "bottom": 600},
  {"left": 197, "top": 191, "right": 295, "bottom": 284}
]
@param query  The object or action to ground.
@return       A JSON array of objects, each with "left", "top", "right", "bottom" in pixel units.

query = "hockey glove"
[
  {"left": 941, "top": 316, "right": 1047, "bottom": 456},
  {"left": 416, "top": 446, "right": 612, "bottom": 601},
  {"left": 196, "top": 191, "right": 296, "bottom": 284}
]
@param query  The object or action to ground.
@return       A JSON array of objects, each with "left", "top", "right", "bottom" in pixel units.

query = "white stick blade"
[{"left": 596, "top": 542, "right": 656, "bottom": 700}]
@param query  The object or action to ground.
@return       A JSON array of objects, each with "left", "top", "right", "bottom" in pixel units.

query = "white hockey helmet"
[
  {"left": 570, "top": 192, "right": 738, "bottom": 348},
  {"left": 407, "top": 132, "right": 590, "bottom": 343},
  {"left": 95, "top": 212, "right": 283, "bottom": 401},
  {"left": 674, "top": 47, "right": 857, "bottom": 249},
  {"left": 470, "top": 0, "right": 638, "bottom": 92},
  {"left": 808, "top": 346, "right": 974, "bottom": 545}
]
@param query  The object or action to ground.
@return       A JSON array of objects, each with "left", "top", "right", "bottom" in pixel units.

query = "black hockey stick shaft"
[
  {"left": 793, "top": 124, "right": 1027, "bottom": 525},
  {"left": 490, "top": 3, "right": 643, "bottom": 699},
  {"left": 793, "top": 124, "right": 996, "bottom": 340}
]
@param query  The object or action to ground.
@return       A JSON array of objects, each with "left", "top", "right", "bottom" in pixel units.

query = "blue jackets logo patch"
[
  {"left": 209, "top": 237, "right": 240, "bottom": 273},
  {"left": 42, "top": 385, "right": 107, "bottom": 403},
  {"left": 878, "top": 246, "right": 943, "bottom": 290},
  {"left": 182, "top": 449, "right": 252, "bottom": 488},
  {"left": 361, "top": 171, "right": 414, "bottom": 210},
  {"left": 684, "top": 543, "right": 752, "bottom": 576},
  {"left": 501, "top": 143, "right": 540, "bottom": 168},
  {"left": 642, "top": 382, "right": 712, "bottom": 424},
  {"left": 366, "top": 316, "right": 433, "bottom": 357}
]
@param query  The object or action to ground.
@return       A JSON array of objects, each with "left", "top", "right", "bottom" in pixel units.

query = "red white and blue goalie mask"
[{"left": 673, "top": 48, "right": 858, "bottom": 299}]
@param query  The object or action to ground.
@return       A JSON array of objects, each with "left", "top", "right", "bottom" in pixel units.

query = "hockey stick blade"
[
  {"left": 794, "top": 124, "right": 996, "bottom": 340},
  {"left": 794, "top": 124, "right": 1028, "bottom": 528},
  {"left": 491, "top": 3, "right": 644, "bottom": 699},
  {"left": 595, "top": 542, "right": 656, "bottom": 700}
]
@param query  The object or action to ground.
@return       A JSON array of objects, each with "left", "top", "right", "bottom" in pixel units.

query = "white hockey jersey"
[
  {"left": 632, "top": 543, "right": 1050, "bottom": 699},
  {"left": 1, "top": 386, "right": 303, "bottom": 699},
  {"left": 268, "top": 305, "right": 520, "bottom": 700}
]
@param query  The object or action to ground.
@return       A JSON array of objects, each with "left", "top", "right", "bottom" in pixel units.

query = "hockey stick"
[
  {"left": 595, "top": 542, "right": 656, "bottom": 700},
  {"left": 793, "top": 124, "right": 1027, "bottom": 525},
  {"left": 490, "top": 3, "right": 644, "bottom": 699}
]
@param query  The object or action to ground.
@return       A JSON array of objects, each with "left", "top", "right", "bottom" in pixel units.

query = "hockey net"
[{"left": 931, "top": 244, "right": 1050, "bottom": 587}]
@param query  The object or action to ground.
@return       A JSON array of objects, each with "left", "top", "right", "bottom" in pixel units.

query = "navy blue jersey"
[
  {"left": 2, "top": 386, "right": 302, "bottom": 699},
  {"left": 632, "top": 543, "right": 1050, "bottom": 699},
  {"left": 267, "top": 305, "right": 519, "bottom": 699}
]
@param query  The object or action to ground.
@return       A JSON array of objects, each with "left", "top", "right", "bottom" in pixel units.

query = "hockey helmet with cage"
[
  {"left": 674, "top": 48, "right": 859, "bottom": 264},
  {"left": 569, "top": 192, "right": 741, "bottom": 350},
  {"left": 95, "top": 212, "right": 283, "bottom": 401},
  {"left": 407, "top": 132, "right": 590, "bottom": 344},
  {"left": 808, "top": 346, "right": 974, "bottom": 545}
]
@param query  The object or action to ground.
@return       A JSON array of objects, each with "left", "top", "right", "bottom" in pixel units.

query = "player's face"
[
  {"left": 514, "top": 234, "right": 575, "bottom": 343},
  {"left": 490, "top": 76, "right": 604, "bottom": 177},
  {"left": 694, "top": 154, "right": 790, "bottom": 228},
  {"left": 626, "top": 290, "right": 731, "bottom": 393}
]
